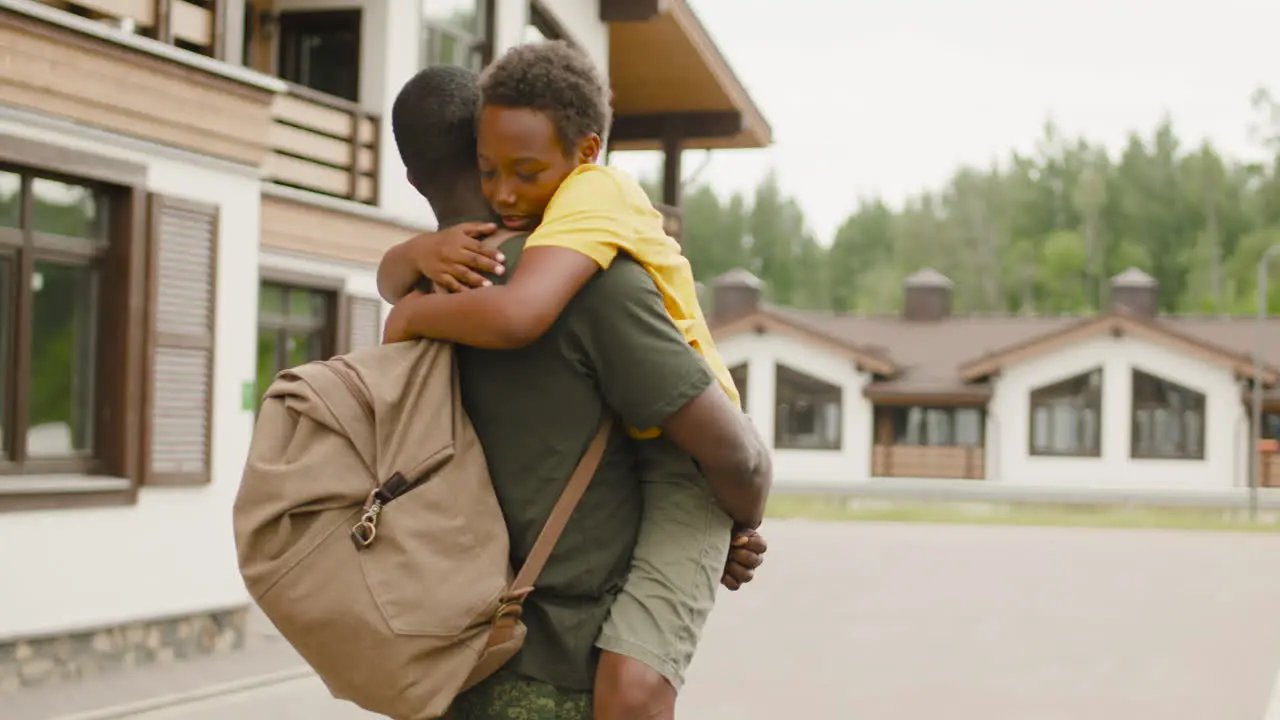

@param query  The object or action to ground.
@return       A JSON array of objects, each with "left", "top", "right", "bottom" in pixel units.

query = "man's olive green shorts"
[{"left": 594, "top": 439, "right": 734, "bottom": 691}]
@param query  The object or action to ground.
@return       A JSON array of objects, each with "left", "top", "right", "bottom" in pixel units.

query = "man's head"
[
  {"left": 476, "top": 40, "right": 612, "bottom": 231},
  {"left": 391, "top": 65, "right": 488, "bottom": 221}
]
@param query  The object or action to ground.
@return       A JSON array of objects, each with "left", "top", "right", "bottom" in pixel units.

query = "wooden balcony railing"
[
  {"left": 872, "top": 444, "right": 985, "bottom": 480},
  {"left": 36, "top": 0, "right": 220, "bottom": 55},
  {"left": 1262, "top": 446, "right": 1280, "bottom": 488},
  {"left": 265, "top": 83, "right": 379, "bottom": 205}
]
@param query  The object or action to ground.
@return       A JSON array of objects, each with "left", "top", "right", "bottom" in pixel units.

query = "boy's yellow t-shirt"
[{"left": 524, "top": 164, "right": 741, "bottom": 436}]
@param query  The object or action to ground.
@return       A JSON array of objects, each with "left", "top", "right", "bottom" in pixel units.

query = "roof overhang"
[
  {"left": 711, "top": 310, "right": 898, "bottom": 376},
  {"left": 603, "top": 0, "right": 772, "bottom": 151},
  {"left": 959, "top": 312, "right": 1280, "bottom": 385},
  {"left": 863, "top": 384, "right": 993, "bottom": 406}
]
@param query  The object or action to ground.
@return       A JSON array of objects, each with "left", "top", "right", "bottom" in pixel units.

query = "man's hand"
[
  {"left": 721, "top": 527, "right": 766, "bottom": 591},
  {"left": 382, "top": 290, "right": 426, "bottom": 344},
  {"left": 408, "top": 222, "right": 504, "bottom": 293}
]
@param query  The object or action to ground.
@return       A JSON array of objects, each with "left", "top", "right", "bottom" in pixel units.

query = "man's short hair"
[
  {"left": 479, "top": 40, "right": 612, "bottom": 153},
  {"left": 391, "top": 65, "right": 481, "bottom": 186}
]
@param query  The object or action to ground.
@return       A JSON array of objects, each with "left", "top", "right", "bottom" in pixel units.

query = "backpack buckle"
[{"left": 350, "top": 489, "right": 384, "bottom": 550}]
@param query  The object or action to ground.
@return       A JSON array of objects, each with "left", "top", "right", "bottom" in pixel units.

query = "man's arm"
[
  {"left": 383, "top": 246, "right": 600, "bottom": 348},
  {"left": 569, "top": 258, "right": 772, "bottom": 529},
  {"left": 660, "top": 386, "right": 772, "bottom": 529}
]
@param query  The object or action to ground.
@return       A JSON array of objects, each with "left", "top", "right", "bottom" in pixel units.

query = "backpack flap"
[{"left": 338, "top": 340, "right": 461, "bottom": 485}]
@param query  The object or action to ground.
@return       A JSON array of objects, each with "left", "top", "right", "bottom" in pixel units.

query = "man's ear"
[{"left": 577, "top": 134, "right": 602, "bottom": 164}]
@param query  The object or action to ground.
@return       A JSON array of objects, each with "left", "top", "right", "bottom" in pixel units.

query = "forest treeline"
[{"left": 649, "top": 88, "right": 1280, "bottom": 316}]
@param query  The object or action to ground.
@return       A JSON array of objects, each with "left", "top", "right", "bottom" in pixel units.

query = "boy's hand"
[
  {"left": 409, "top": 222, "right": 505, "bottom": 293},
  {"left": 721, "top": 527, "right": 766, "bottom": 591},
  {"left": 382, "top": 291, "right": 425, "bottom": 345}
]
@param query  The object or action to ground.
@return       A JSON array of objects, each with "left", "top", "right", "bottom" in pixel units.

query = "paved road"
[{"left": 136, "top": 520, "right": 1280, "bottom": 720}]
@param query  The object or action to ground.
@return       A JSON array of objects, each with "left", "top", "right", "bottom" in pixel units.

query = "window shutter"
[
  {"left": 142, "top": 195, "right": 217, "bottom": 486},
  {"left": 346, "top": 295, "right": 382, "bottom": 351}
]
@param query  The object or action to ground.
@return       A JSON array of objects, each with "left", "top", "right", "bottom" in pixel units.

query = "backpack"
[{"left": 232, "top": 338, "right": 611, "bottom": 720}]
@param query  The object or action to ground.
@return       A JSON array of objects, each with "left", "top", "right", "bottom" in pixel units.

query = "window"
[
  {"left": 879, "top": 406, "right": 985, "bottom": 446},
  {"left": 1029, "top": 368, "right": 1102, "bottom": 457},
  {"left": 774, "top": 364, "right": 841, "bottom": 450},
  {"left": 278, "top": 10, "right": 362, "bottom": 102},
  {"left": 0, "top": 169, "right": 111, "bottom": 472},
  {"left": 729, "top": 362, "right": 748, "bottom": 413},
  {"left": 423, "top": 0, "right": 489, "bottom": 70},
  {"left": 1264, "top": 412, "right": 1280, "bottom": 441},
  {"left": 256, "top": 281, "right": 337, "bottom": 406},
  {"left": 1131, "top": 369, "right": 1205, "bottom": 460},
  {"left": 0, "top": 145, "right": 215, "bottom": 507}
]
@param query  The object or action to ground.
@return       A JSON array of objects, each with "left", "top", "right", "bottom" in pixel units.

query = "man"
[{"left": 377, "top": 66, "right": 770, "bottom": 719}]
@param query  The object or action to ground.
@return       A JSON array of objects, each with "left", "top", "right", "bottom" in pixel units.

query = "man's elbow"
[{"left": 718, "top": 440, "right": 772, "bottom": 528}]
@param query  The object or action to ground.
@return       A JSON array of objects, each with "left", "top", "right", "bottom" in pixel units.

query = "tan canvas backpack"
[{"left": 233, "top": 338, "right": 610, "bottom": 720}]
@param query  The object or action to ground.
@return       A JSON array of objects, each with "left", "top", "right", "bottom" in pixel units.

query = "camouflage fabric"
[{"left": 444, "top": 670, "right": 592, "bottom": 720}]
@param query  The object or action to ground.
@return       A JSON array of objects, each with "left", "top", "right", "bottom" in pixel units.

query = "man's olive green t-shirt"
[{"left": 456, "top": 234, "right": 715, "bottom": 692}]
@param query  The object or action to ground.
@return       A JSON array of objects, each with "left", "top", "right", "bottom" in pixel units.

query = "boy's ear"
[{"left": 577, "top": 134, "right": 602, "bottom": 164}]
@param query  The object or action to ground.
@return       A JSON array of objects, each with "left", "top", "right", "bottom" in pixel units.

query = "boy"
[
  {"left": 381, "top": 47, "right": 768, "bottom": 718},
  {"left": 383, "top": 41, "right": 757, "bottom": 522}
]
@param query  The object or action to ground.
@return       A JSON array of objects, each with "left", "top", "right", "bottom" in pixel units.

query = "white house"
[
  {"left": 710, "top": 267, "right": 1280, "bottom": 493},
  {"left": 0, "top": 0, "right": 770, "bottom": 695}
]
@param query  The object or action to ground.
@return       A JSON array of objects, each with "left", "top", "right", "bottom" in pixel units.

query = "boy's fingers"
[
  {"left": 720, "top": 574, "right": 741, "bottom": 591},
  {"left": 460, "top": 249, "right": 505, "bottom": 276},
  {"left": 455, "top": 222, "right": 497, "bottom": 238},
  {"left": 436, "top": 275, "right": 464, "bottom": 294},
  {"left": 459, "top": 237, "right": 507, "bottom": 263},
  {"left": 451, "top": 266, "right": 492, "bottom": 288}
]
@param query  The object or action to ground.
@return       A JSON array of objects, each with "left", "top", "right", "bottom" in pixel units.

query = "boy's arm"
[
  {"left": 376, "top": 238, "right": 423, "bottom": 303},
  {"left": 376, "top": 222, "right": 503, "bottom": 303},
  {"left": 383, "top": 246, "right": 600, "bottom": 348}
]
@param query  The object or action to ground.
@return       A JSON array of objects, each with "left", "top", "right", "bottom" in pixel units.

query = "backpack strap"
[
  {"left": 488, "top": 418, "right": 613, "bottom": 644},
  {"left": 511, "top": 417, "right": 612, "bottom": 593}
]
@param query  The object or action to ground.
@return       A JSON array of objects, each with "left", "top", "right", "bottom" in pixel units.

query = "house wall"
[
  {"left": 0, "top": 111, "right": 260, "bottom": 641},
  {"left": 492, "top": 0, "right": 609, "bottom": 71},
  {"left": 987, "top": 334, "right": 1250, "bottom": 492},
  {"left": 715, "top": 331, "right": 873, "bottom": 487}
]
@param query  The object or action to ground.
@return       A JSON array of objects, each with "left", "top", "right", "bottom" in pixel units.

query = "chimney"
[
  {"left": 709, "top": 268, "right": 763, "bottom": 325},
  {"left": 903, "top": 268, "right": 953, "bottom": 321},
  {"left": 1109, "top": 267, "right": 1158, "bottom": 317}
]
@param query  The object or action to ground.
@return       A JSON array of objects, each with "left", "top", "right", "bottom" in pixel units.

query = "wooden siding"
[
  {"left": 872, "top": 445, "right": 985, "bottom": 480},
  {"left": 0, "top": 9, "right": 273, "bottom": 165},
  {"left": 1263, "top": 452, "right": 1280, "bottom": 488},
  {"left": 259, "top": 195, "right": 423, "bottom": 266}
]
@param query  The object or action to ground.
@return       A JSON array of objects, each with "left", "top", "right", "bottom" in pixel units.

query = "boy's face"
[{"left": 477, "top": 105, "right": 599, "bottom": 232}]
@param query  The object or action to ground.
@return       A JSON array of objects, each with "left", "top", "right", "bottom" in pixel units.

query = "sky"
[{"left": 606, "top": 0, "right": 1280, "bottom": 246}]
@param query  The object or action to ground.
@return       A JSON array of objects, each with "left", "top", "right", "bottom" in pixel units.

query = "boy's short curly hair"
[{"left": 478, "top": 40, "right": 612, "bottom": 154}]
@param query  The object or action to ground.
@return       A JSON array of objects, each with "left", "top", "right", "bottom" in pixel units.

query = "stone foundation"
[{"left": 0, "top": 606, "right": 248, "bottom": 695}]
